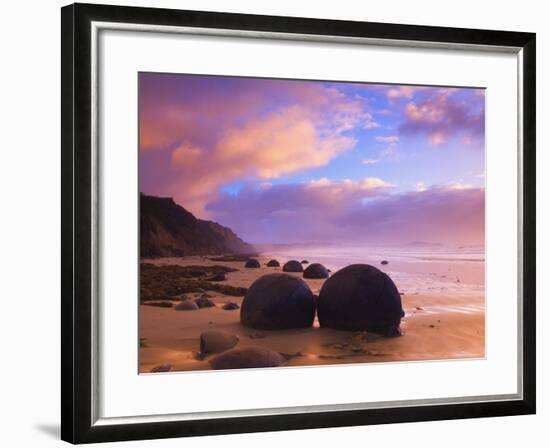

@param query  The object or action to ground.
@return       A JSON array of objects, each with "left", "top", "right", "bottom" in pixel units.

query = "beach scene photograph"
[{"left": 139, "top": 73, "right": 485, "bottom": 373}]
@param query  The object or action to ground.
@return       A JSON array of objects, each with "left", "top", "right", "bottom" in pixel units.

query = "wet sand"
[{"left": 139, "top": 255, "right": 485, "bottom": 373}]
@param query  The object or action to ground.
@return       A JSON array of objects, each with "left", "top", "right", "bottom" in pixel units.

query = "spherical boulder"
[
  {"left": 240, "top": 273, "right": 315, "bottom": 330},
  {"left": 303, "top": 263, "right": 329, "bottom": 279},
  {"left": 380, "top": 260, "right": 389, "bottom": 265},
  {"left": 244, "top": 258, "right": 261, "bottom": 268},
  {"left": 317, "top": 264, "right": 404, "bottom": 335},
  {"left": 282, "top": 260, "right": 303, "bottom": 273},
  {"left": 301, "top": 260, "right": 309, "bottom": 264},
  {"left": 174, "top": 300, "right": 199, "bottom": 311},
  {"left": 200, "top": 330, "right": 239, "bottom": 354},
  {"left": 209, "top": 347, "right": 286, "bottom": 370},
  {"left": 266, "top": 259, "right": 280, "bottom": 267}
]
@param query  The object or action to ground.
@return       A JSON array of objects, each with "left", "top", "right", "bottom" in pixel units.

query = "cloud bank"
[{"left": 207, "top": 181, "right": 484, "bottom": 246}]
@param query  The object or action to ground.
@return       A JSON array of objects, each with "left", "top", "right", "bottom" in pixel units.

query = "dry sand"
[{"left": 139, "top": 256, "right": 485, "bottom": 373}]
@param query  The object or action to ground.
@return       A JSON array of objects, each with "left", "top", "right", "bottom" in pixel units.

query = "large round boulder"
[
  {"left": 266, "top": 259, "right": 280, "bottom": 267},
  {"left": 244, "top": 258, "right": 261, "bottom": 268},
  {"left": 240, "top": 273, "right": 315, "bottom": 330},
  {"left": 317, "top": 264, "right": 404, "bottom": 335},
  {"left": 303, "top": 263, "right": 329, "bottom": 279},
  {"left": 282, "top": 260, "right": 303, "bottom": 273},
  {"left": 209, "top": 347, "right": 286, "bottom": 370}
]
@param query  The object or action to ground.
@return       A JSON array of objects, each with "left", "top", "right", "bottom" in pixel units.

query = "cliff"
[{"left": 140, "top": 193, "right": 254, "bottom": 257}]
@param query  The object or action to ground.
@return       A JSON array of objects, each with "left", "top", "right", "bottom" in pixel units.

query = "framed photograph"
[{"left": 61, "top": 2, "right": 536, "bottom": 444}]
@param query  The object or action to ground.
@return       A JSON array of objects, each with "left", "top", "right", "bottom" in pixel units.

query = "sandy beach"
[{"left": 139, "top": 252, "right": 485, "bottom": 373}]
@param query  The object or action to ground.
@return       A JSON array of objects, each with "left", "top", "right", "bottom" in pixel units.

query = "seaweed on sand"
[{"left": 140, "top": 263, "right": 247, "bottom": 302}]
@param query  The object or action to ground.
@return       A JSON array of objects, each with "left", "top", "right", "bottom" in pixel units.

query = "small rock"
[
  {"left": 415, "top": 306, "right": 424, "bottom": 311},
  {"left": 209, "top": 347, "right": 286, "bottom": 370},
  {"left": 245, "top": 259, "right": 261, "bottom": 268},
  {"left": 150, "top": 364, "right": 172, "bottom": 373},
  {"left": 222, "top": 302, "right": 240, "bottom": 310},
  {"left": 282, "top": 260, "right": 303, "bottom": 273},
  {"left": 303, "top": 263, "right": 329, "bottom": 279},
  {"left": 195, "top": 296, "right": 216, "bottom": 308},
  {"left": 174, "top": 300, "right": 199, "bottom": 311},
  {"left": 200, "top": 330, "right": 239, "bottom": 354},
  {"left": 207, "top": 273, "right": 226, "bottom": 282},
  {"left": 266, "top": 259, "right": 280, "bottom": 267},
  {"left": 381, "top": 260, "right": 389, "bottom": 265},
  {"left": 349, "top": 345, "right": 363, "bottom": 352},
  {"left": 301, "top": 260, "right": 309, "bottom": 264}
]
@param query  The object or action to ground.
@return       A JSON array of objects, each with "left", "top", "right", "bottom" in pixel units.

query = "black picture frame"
[{"left": 61, "top": 2, "right": 536, "bottom": 444}]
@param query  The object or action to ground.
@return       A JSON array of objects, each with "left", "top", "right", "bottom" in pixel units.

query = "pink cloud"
[
  {"left": 386, "top": 86, "right": 421, "bottom": 99},
  {"left": 339, "top": 185, "right": 484, "bottom": 246},
  {"left": 215, "top": 105, "right": 355, "bottom": 179},
  {"left": 139, "top": 75, "right": 375, "bottom": 216},
  {"left": 171, "top": 142, "right": 203, "bottom": 166},
  {"left": 400, "top": 89, "right": 485, "bottom": 146}
]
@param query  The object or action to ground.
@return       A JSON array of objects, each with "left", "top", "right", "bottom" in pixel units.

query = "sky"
[{"left": 139, "top": 73, "right": 485, "bottom": 247}]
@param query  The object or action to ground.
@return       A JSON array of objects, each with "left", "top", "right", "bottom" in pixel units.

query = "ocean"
[{"left": 267, "top": 245, "right": 485, "bottom": 295}]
